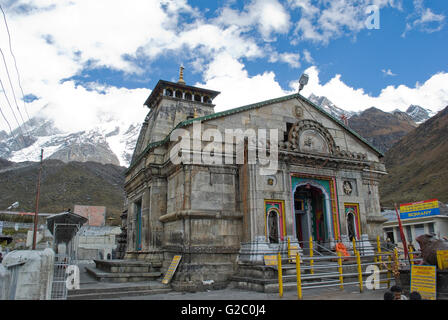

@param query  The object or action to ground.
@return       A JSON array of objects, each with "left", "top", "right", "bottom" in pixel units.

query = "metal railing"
[
  {"left": 50, "top": 254, "right": 70, "bottom": 300},
  {"left": 276, "top": 236, "right": 423, "bottom": 299}
]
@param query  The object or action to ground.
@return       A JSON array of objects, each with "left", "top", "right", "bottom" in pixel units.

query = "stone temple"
[{"left": 121, "top": 69, "right": 387, "bottom": 291}]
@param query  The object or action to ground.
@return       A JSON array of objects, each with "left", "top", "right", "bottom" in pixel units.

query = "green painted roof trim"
[{"left": 126, "top": 92, "right": 383, "bottom": 173}]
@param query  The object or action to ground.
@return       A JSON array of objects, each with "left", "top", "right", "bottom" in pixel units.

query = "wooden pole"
[{"left": 32, "top": 149, "right": 43, "bottom": 250}]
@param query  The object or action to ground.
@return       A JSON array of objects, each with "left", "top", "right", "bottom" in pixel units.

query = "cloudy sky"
[{"left": 0, "top": 0, "right": 447, "bottom": 136}]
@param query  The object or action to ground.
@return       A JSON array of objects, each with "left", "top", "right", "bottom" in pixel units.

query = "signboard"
[
  {"left": 162, "top": 255, "right": 182, "bottom": 284},
  {"left": 399, "top": 199, "right": 440, "bottom": 220},
  {"left": 437, "top": 250, "right": 448, "bottom": 270},
  {"left": 410, "top": 265, "right": 437, "bottom": 300},
  {"left": 264, "top": 255, "right": 278, "bottom": 266}
]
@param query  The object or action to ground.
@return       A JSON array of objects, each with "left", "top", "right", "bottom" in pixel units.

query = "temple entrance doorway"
[{"left": 294, "top": 184, "right": 328, "bottom": 254}]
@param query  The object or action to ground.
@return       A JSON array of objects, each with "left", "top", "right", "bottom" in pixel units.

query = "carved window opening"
[
  {"left": 175, "top": 90, "right": 182, "bottom": 98},
  {"left": 194, "top": 94, "right": 201, "bottom": 102},
  {"left": 268, "top": 210, "right": 279, "bottom": 243},
  {"left": 284, "top": 122, "right": 294, "bottom": 142},
  {"left": 165, "top": 89, "right": 173, "bottom": 97},
  {"left": 134, "top": 199, "right": 142, "bottom": 251},
  {"left": 347, "top": 211, "right": 356, "bottom": 241},
  {"left": 185, "top": 92, "right": 192, "bottom": 100}
]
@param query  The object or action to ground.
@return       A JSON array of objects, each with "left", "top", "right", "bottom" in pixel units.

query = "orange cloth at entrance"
[{"left": 335, "top": 242, "right": 349, "bottom": 257}]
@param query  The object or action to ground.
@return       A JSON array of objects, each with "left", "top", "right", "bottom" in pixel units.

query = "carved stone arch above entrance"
[{"left": 287, "top": 119, "right": 336, "bottom": 155}]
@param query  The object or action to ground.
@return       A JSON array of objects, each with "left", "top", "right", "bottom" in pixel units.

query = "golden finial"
[
  {"left": 193, "top": 107, "right": 198, "bottom": 118},
  {"left": 178, "top": 65, "right": 186, "bottom": 85}
]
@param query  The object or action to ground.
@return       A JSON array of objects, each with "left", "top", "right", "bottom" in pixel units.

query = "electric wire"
[
  {"left": 0, "top": 47, "right": 28, "bottom": 136},
  {"left": 0, "top": 4, "right": 31, "bottom": 123},
  {"left": 0, "top": 75, "right": 26, "bottom": 145},
  {"left": 0, "top": 3, "right": 32, "bottom": 161}
]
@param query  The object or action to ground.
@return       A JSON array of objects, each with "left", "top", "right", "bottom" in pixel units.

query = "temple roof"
[{"left": 143, "top": 80, "right": 220, "bottom": 108}]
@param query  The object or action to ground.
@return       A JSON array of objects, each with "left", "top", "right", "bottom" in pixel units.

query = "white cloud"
[
  {"left": 269, "top": 52, "right": 301, "bottom": 68},
  {"left": 293, "top": 66, "right": 448, "bottom": 112},
  {"left": 302, "top": 49, "right": 314, "bottom": 64},
  {"left": 198, "top": 52, "right": 286, "bottom": 111},
  {"left": 214, "top": 0, "right": 291, "bottom": 40},
  {"left": 289, "top": 0, "right": 402, "bottom": 44},
  {"left": 382, "top": 69, "right": 397, "bottom": 76},
  {"left": 402, "top": 0, "right": 445, "bottom": 36}
]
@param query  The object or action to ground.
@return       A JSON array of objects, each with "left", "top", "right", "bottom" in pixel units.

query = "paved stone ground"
[
  {"left": 107, "top": 285, "right": 388, "bottom": 300},
  {"left": 76, "top": 262, "right": 389, "bottom": 300}
]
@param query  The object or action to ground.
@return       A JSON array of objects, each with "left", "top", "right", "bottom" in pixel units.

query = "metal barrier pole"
[
  {"left": 409, "top": 245, "right": 414, "bottom": 266},
  {"left": 387, "top": 253, "right": 392, "bottom": 288},
  {"left": 352, "top": 238, "right": 357, "bottom": 255},
  {"left": 437, "top": 251, "right": 443, "bottom": 270},
  {"left": 377, "top": 236, "right": 382, "bottom": 270},
  {"left": 309, "top": 236, "right": 314, "bottom": 275},
  {"left": 296, "top": 252, "right": 302, "bottom": 300},
  {"left": 277, "top": 252, "right": 283, "bottom": 298},
  {"left": 337, "top": 251, "right": 344, "bottom": 290},
  {"left": 287, "top": 237, "right": 291, "bottom": 263},
  {"left": 393, "top": 248, "right": 399, "bottom": 267},
  {"left": 356, "top": 251, "right": 363, "bottom": 292}
]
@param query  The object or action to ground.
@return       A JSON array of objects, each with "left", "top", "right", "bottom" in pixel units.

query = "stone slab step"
[
  {"left": 85, "top": 266, "right": 162, "bottom": 283},
  {"left": 68, "top": 288, "right": 172, "bottom": 300},
  {"left": 94, "top": 259, "right": 162, "bottom": 273},
  {"left": 68, "top": 282, "right": 168, "bottom": 295}
]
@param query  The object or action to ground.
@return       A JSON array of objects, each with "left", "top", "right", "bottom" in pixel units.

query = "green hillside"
[{"left": 0, "top": 159, "right": 126, "bottom": 225}]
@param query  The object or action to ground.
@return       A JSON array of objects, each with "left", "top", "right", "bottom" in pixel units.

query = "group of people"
[{"left": 384, "top": 285, "right": 422, "bottom": 300}]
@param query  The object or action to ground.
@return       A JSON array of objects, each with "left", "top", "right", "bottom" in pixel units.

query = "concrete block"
[{"left": 2, "top": 249, "right": 55, "bottom": 300}]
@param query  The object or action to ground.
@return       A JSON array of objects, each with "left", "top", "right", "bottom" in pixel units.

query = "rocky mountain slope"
[
  {"left": 0, "top": 158, "right": 126, "bottom": 224},
  {"left": 348, "top": 107, "right": 418, "bottom": 153},
  {"left": 380, "top": 106, "right": 448, "bottom": 206}
]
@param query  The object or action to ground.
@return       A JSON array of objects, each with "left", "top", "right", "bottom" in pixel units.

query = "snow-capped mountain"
[
  {"left": 0, "top": 115, "right": 142, "bottom": 167},
  {"left": 405, "top": 105, "right": 434, "bottom": 123},
  {"left": 308, "top": 93, "right": 358, "bottom": 120},
  {"left": 308, "top": 94, "right": 433, "bottom": 123}
]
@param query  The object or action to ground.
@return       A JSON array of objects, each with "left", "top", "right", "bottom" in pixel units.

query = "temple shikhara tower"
[{"left": 121, "top": 68, "right": 387, "bottom": 291}]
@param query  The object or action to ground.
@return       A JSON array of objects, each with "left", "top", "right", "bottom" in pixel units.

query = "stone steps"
[
  {"left": 85, "top": 266, "right": 162, "bottom": 283},
  {"left": 231, "top": 255, "right": 383, "bottom": 293}
]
